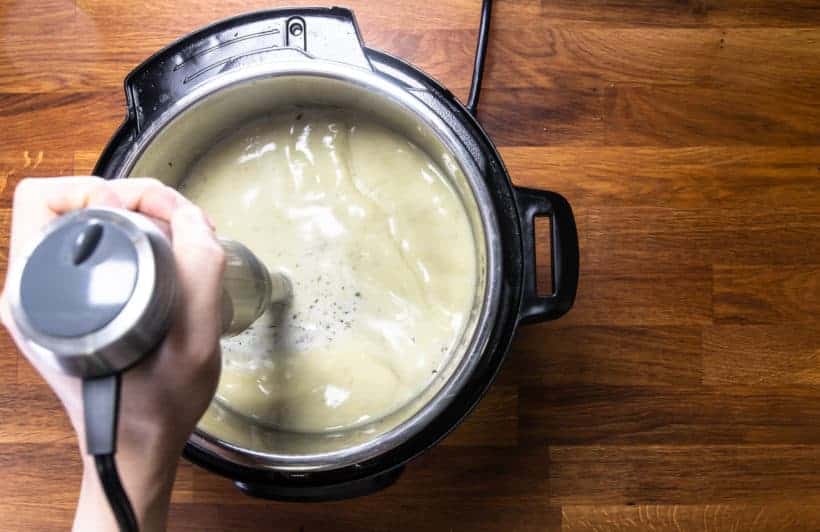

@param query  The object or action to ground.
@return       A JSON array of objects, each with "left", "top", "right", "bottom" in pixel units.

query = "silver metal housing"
[{"left": 5, "top": 208, "right": 177, "bottom": 378}]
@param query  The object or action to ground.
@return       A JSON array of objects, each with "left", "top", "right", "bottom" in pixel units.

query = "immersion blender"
[{"left": 5, "top": 207, "right": 289, "bottom": 531}]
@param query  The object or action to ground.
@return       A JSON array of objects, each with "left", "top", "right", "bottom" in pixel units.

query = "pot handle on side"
[{"left": 513, "top": 187, "right": 579, "bottom": 324}]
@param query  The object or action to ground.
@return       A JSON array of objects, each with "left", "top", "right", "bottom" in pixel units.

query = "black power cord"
[
  {"left": 95, "top": 454, "right": 139, "bottom": 531},
  {"left": 83, "top": 375, "right": 139, "bottom": 532},
  {"left": 466, "top": 0, "right": 493, "bottom": 116}
]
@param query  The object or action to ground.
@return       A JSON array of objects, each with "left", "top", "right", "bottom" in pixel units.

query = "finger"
[
  {"left": 46, "top": 177, "right": 215, "bottom": 232},
  {"left": 9, "top": 177, "right": 104, "bottom": 262},
  {"left": 7, "top": 177, "right": 121, "bottom": 294},
  {"left": 46, "top": 177, "right": 190, "bottom": 225},
  {"left": 46, "top": 178, "right": 124, "bottom": 212},
  {"left": 108, "top": 179, "right": 217, "bottom": 230},
  {"left": 47, "top": 178, "right": 192, "bottom": 238},
  {"left": 166, "top": 205, "right": 226, "bottom": 360},
  {"left": 109, "top": 178, "right": 192, "bottom": 223},
  {"left": 144, "top": 215, "right": 172, "bottom": 240}
]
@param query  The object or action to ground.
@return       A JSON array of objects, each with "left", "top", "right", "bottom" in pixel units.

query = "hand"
[{"left": 0, "top": 177, "right": 226, "bottom": 532}]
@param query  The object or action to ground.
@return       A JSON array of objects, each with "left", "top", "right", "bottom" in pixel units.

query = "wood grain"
[
  {"left": 502, "top": 146, "right": 820, "bottom": 210},
  {"left": 601, "top": 84, "right": 820, "bottom": 147},
  {"left": 558, "top": 270, "right": 713, "bottom": 327},
  {"left": 562, "top": 504, "right": 820, "bottom": 531},
  {"left": 0, "top": 331, "right": 17, "bottom": 386},
  {"left": 521, "top": 385, "right": 820, "bottom": 445},
  {"left": 509, "top": 325, "right": 703, "bottom": 386},
  {"left": 703, "top": 325, "right": 820, "bottom": 385},
  {"left": 165, "top": 498, "right": 562, "bottom": 532},
  {"left": 537, "top": 1, "right": 820, "bottom": 28},
  {"left": 714, "top": 265, "right": 820, "bottom": 324},
  {"left": 550, "top": 445, "right": 820, "bottom": 505},
  {"left": 2, "top": 0, "right": 820, "bottom": 530}
]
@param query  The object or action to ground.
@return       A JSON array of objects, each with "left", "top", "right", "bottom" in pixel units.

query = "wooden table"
[{"left": 2, "top": 0, "right": 820, "bottom": 530}]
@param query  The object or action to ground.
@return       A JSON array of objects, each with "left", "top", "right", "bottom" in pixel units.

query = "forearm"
[
  {"left": 74, "top": 452, "right": 179, "bottom": 532},
  {"left": 2, "top": 178, "right": 224, "bottom": 532}
]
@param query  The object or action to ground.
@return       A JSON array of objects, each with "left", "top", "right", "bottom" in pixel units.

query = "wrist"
[
  {"left": 77, "top": 449, "right": 179, "bottom": 532},
  {"left": 76, "top": 419, "right": 182, "bottom": 532},
  {"left": 80, "top": 441, "right": 180, "bottom": 493},
  {"left": 71, "top": 376, "right": 193, "bottom": 530}
]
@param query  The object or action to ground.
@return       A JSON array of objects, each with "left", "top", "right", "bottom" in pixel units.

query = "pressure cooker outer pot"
[{"left": 94, "top": 7, "right": 579, "bottom": 501}]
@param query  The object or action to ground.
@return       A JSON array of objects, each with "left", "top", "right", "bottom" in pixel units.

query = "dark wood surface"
[{"left": 2, "top": 0, "right": 820, "bottom": 530}]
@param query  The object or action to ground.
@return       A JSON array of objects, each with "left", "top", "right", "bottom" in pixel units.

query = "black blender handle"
[{"left": 514, "top": 187, "right": 579, "bottom": 324}]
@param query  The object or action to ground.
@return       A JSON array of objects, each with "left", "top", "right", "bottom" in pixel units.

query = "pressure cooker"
[{"left": 93, "top": 6, "right": 579, "bottom": 501}]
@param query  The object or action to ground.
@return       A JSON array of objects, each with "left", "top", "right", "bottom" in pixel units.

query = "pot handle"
[
  {"left": 124, "top": 7, "right": 372, "bottom": 131},
  {"left": 514, "top": 187, "right": 579, "bottom": 324}
]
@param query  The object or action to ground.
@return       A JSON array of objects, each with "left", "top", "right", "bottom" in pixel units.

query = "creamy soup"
[{"left": 181, "top": 108, "right": 477, "bottom": 434}]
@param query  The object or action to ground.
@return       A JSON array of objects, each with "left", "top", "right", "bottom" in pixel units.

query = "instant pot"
[{"left": 94, "top": 7, "right": 579, "bottom": 501}]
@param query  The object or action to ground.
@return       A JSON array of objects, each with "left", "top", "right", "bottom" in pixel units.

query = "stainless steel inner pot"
[{"left": 120, "top": 62, "right": 503, "bottom": 471}]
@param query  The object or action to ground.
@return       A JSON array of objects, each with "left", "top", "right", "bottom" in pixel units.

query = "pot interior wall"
[{"left": 128, "top": 73, "right": 489, "bottom": 466}]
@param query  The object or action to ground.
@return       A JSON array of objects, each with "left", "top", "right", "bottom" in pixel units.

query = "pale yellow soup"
[{"left": 181, "top": 108, "right": 477, "bottom": 434}]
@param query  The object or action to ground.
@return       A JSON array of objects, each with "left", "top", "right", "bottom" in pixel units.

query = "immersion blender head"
[
  {"left": 6, "top": 207, "right": 287, "bottom": 378},
  {"left": 6, "top": 208, "right": 176, "bottom": 377}
]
